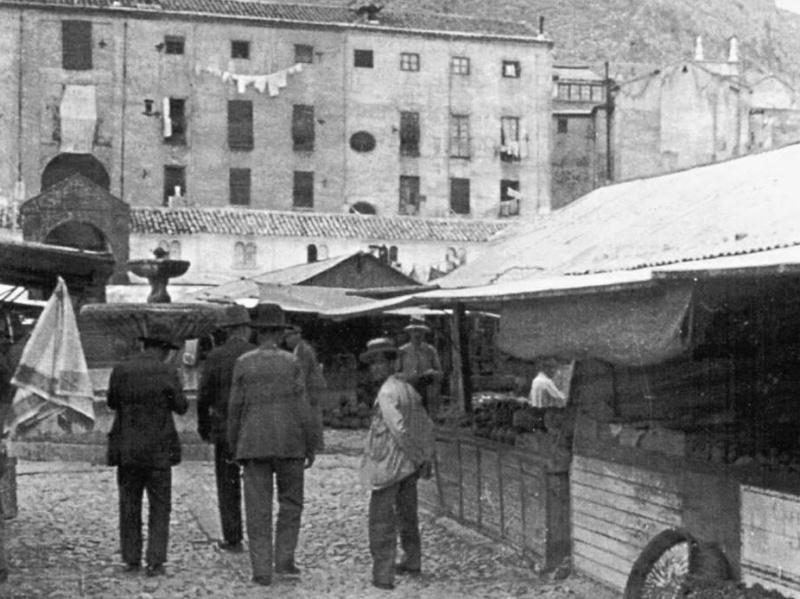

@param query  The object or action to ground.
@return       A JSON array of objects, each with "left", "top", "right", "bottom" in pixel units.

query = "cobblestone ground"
[{"left": 2, "top": 431, "right": 618, "bottom": 599}]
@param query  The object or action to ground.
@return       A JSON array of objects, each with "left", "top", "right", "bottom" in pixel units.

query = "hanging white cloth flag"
[
  {"left": 8, "top": 277, "right": 95, "bottom": 435},
  {"left": 162, "top": 97, "right": 172, "bottom": 138}
]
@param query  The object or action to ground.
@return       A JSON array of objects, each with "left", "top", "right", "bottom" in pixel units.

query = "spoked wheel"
[{"left": 624, "top": 530, "right": 731, "bottom": 599}]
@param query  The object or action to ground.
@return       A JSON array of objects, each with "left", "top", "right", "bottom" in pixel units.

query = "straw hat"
[
  {"left": 403, "top": 315, "right": 431, "bottom": 333},
  {"left": 359, "top": 337, "right": 399, "bottom": 364},
  {"left": 250, "top": 303, "right": 293, "bottom": 330}
]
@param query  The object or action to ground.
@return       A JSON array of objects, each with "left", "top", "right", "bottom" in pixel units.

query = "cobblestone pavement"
[{"left": 2, "top": 431, "right": 618, "bottom": 599}]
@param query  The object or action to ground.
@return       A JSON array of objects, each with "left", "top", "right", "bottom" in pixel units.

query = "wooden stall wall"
[{"left": 421, "top": 428, "right": 570, "bottom": 570}]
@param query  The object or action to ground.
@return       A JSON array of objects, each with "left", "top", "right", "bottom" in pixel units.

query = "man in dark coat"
[
  {"left": 227, "top": 304, "right": 322, "bottom": 587},
  {"left": 107, "top": 322, "right": 188, "bottom": 577},
  {"left": 196, "top": 304, "right": 254, "bottom": 552},
  {"left": 284, "top": 326, "right": 326, "bottom": 451}
]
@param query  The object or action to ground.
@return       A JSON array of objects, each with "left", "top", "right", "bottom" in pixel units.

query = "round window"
[{"left": 350, "top": 131, "right": 376, "bottom": 152}]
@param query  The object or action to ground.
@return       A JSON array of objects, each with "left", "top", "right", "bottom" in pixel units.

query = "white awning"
[{"left": 60, "top": 85, "right": 97, "bottom": 154}]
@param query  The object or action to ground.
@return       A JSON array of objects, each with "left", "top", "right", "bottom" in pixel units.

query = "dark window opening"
[
  {"left": 389, "top": 246, "right": 398, "bottom": 263},
  {"left": 500, "top": 116, "right": 521, "bottom": 162},
  {"left": 451, "top": 56, "right": 470, "bottom": 75},
  {"left": 292, "top": 105, "right": 315, "bottom": 152},
  {"left": 293, "top": 171, "right": 314, "bottom": 209},
  {"left": 399, "top": 176, "right": 420, "bottom": 215},
  {"left": 502, "top": 60, "right": 521, "bottom": 78},
  {"left": 350, "top": 131, "right": 376, "bottom": 153},
  {"left": 500, "top": 180, "right": 520, "bottom": 217},
  {"left": 307, "top": 244, "right": 318, "bottom": 263},
  {"left": 295, "top": 44, "right": 313, "bottom": 64},
  {"left": 354, "top": 49, "right": 373, "bottom": 68},
  {"left": 400, "top": 111, "right": 420, "bottom": 157},
  {"left": 450, "top": 178, "right": 470, "bottom": 215},
  {"left": 163, "top": 165, "right": 186, "bottom": 207},
  {"left": 400, "top": 53, "right": 420, "bottom": 72},
  {"left": 350, "top": 201, "right": 376, "bottom": 215},
  {"left": 164, "top": 36, "right": 185, "bottom": 55},
  {"left": 228, "top": 100, "right": 253, "bottom": 151},
  {"left": 229, "top": 168, "right": 251, "bottom": 206},
  {"left": 557, "top": 118, "right": 568, "bottom": 134},
  {"left": 231, "top": 40, "right": 250, "bottom": 59},
  {"left": 62, "top": 21, "right": 92, "bottom": 71},
  {"left": 165, "top": 98, "right": 186, "bottom": 145}
]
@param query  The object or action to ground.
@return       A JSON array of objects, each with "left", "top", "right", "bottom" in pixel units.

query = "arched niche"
[{"left": 41, "top": 153, "right": 110, "bottom": 191}]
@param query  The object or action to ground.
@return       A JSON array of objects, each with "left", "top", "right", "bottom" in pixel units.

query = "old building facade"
[{"left": 0, "top": 0, "right": 554, "bottom": 222}]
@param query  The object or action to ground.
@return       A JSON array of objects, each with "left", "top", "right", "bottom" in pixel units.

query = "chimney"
[
  {"left": 694, "top": 35, "right": 704, "bottom": 61},
  {"left": 728, "top": 36, "right": 740, "bottom": 63},
  {"left": 539, "top": 16, "right": 545, "bottom": 35}
]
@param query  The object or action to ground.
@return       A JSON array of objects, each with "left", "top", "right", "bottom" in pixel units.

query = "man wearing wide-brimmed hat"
[
  {"left": 106, "top": 321, "right": 188, "bottom": 578},
  {"left": 227, "top": 303, "right": 321, "bottom": 587},
  {"left": 398, "top": 316, "right": 442, "bottom": 414},
  {"left": 359, "top": 337, "right": 435, "bottom": 591},
  {"left": 197, "top": 304, "right": 255, "bottom": 553}
]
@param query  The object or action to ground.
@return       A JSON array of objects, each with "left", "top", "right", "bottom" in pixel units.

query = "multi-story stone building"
[{"left": 0, "top": 0, "right": 554, "bottom": 223}]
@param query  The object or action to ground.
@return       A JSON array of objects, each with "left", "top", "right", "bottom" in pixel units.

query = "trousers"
[
  {"left": 243, "top": 458, "right": 305, "bottom": 579},
  {"left": 117, "top": 466, "right": 172, "bottom": 566},
  {"left": 214, "top": 441, "right": 242, "bottom": 545},
  {"left": 368, "top": 473, "right": 421, "bottom": 586}
]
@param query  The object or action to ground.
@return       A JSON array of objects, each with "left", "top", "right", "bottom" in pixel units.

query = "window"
[
  {"left": 557, "top": 83, "right": 571, "bottom": 100},
  {"left": 502, "top": 60, "right": 521, "bottom": 78},
  {"left": 293, "top": 171, "right": 314, "bottom": 209},
  {"left": 234, "top": 241, "right": 257, "bottom": 268},
  {"left": 231, "top": 40, "right": 250, "bottom": 59},
  {"left": 156, "top": 239, "right": 182, "bottom": 259},
  {"left": 570, "top": 84, "right": 581, "bottom": 99},
  {"left": 228, "top": 100, "right": 253, "bottom": 151},
  {"left": 450, "top": 114, "right": 470, "bottom": 158},
  {"left": 307, "top": 244, "right": 318, "bottom": 263},
  {"left": 229, "top": 168, "right": 251, "bottom": 206},
  {"left": 557, "top": 118, "right": 568, "bottom": 134},
  {"left": 451, "top": 56, "right": 470, "bottom": 75},
  {"left": 500, "top": 180, "right": 521, "bottom": 217},
  {"left": 292, "top": 105, "right": 315, "bottom": 152},
  {"left": 354, "top": 49, "right": 373, "bottom": 68},
  {"left": 389, "top": 246, "right": 399, "bottom": 264},
  {"left": 62, "top": 21, "right": 92, "bottom": 71},
  {"left": 399, "top": 176, "right": 420, "bottom": 215},
  {"left": 163, "top": 165, "right": 185, "bottom": 207},
  {"left": 580, "top": 85, "right": 592, "bottom": 101},
  {"left": 450, "top": 178, "right": 470, "bottom": 215},
  {"left": 400, "top": 53, "right": 420, "bottom": 72},
  {"left": 500, "top": 116, "right": 520, "bottom": 162},
  {"left": 399, "top": 111, "right": 420, "bottom": 157},
  {"left": 164, "top": 36, "right": 185, "bottom": 55},
  {"left": 164, "top": 98, "right": 186, "bottom": 145},
  {"left": 294, "top": 44, "right": 314, "bottom": 64},
  {"left": 591, "top": 85, "right": 605, "bottom": 102}
]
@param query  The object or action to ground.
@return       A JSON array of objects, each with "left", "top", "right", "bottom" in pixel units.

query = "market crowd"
[{"left": 1, "top": 304, "right": 443, "bottom": 591}]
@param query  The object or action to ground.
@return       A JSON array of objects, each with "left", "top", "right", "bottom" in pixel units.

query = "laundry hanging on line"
[{"left": 194, "top": 62, "right": 304, "bottom": 96}]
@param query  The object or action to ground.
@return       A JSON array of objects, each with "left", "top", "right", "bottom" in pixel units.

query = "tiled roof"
[
  {"left": 438, "top": 142, "right": 800, "bottom": 288},
  {"left": 130, "top": 207, "right": 512, "bottom": 242},
  {"left": 0, "top": 0, "right": 545, "bottom": 41}
]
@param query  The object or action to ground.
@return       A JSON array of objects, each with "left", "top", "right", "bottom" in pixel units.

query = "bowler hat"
[
  {"left": 138, "top": 321, "right": 181, "bottom": 350},
  {"left": 403, "top": 315, "right": 431, "bottom": 333},
  {"left": 250, "top": 303, "right": 293, "bottom": 330},
  {"left": 218, "top": 303, "right": 251, "bottom": 328},
  {"left": 359, "top": 337, "right": 399, "bottom": 364}
]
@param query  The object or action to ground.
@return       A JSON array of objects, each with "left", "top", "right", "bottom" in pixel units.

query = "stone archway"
[
  {"left": 44, "top": 220, "right": 111, "bottom": 253},
  {"left": 41, "top": 153, "right": 110, "bottom": 191}
]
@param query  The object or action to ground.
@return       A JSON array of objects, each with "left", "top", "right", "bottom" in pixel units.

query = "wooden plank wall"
[
  {"left": 422, "top": 431, "right": 570, "bottom": 570},
  {"left": 571, "top": 455, "right": 683, "bottom": 591}
]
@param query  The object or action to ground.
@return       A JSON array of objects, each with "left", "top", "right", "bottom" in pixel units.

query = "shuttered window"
[
  {"left": 292, "top": 105, "right": 315, "bottom": 152},
  {"left": 228, "top": 100, "right": 253, "bottom": 151},
  {"left": 400, "top": 111, "right": 420, "bottom": 157},
  {"left": 229, "top": 168, "right": 251, "bottom": 206},
  {"left": 293, "top": 171, "right": 314, "bottom": 209},
  {"left": 62, "top": 21, "right": 92, "bottom": 71},
  {"left": 450, "top": 114, "right": 470, "bottom": 158},
  {"left": 450, "top": 178, "right": 470, "bottom": 215}
]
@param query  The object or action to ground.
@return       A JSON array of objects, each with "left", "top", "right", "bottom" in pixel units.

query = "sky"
[{"left": 775, "top": 0, "right": 800, "bottom": 14}]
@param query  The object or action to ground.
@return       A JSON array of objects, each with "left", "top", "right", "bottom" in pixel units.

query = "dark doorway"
[{"left": 41, "top": 154, "right": 110, "bottom": 191}]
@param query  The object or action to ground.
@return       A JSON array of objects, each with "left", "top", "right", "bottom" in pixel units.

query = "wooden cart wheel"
[{"left": 623, "top": 530, "right": 730, "bottom": 599}]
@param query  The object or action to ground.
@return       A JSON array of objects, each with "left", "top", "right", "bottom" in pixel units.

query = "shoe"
[
  {"left": 395, "top": 563, "right": 421, "bottom": 576},
  {"left": 275, "top": 563, "right": 302, "bottom": 576},
  {"left": 122, "top": 563, "right": 141, "bottom": 574},
  {"left": 145, "top": 564, "right": 165, "bottom": 577},
  {"left": 373, "top": 580, "right": 395, "bottom": 590},
  {"left": 216, "top": 541, "right": 244, "bottom": 553},
  {"left": 252, "top": 575, "right": 272, "bottom": 586}
]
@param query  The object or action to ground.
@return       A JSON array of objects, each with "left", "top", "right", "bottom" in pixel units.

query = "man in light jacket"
[
  {"left": 360, "top": 337, "right": 435, "bottom": 591},
  {"left": 227, "top": 303, "right": 321, "bottom": 587}
]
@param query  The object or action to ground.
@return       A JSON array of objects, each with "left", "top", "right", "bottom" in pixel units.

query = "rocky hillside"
[{"left": 295, "top": 0, "right": 800, "bottom": 82}]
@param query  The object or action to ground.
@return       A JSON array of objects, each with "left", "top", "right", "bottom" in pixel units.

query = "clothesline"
[{"left": 194, "top": 62, "right": 304, "bottom": 96}]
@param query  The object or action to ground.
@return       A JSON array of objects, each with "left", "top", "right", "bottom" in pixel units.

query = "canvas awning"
[{"left": 60, "top": 85, "right": 97, "bottom": 154}]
